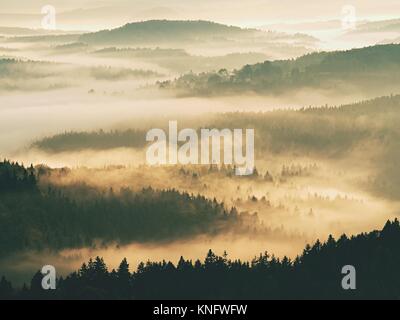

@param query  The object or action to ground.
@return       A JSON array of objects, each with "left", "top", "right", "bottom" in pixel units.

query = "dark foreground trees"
[{"left": 2, "top": 219, "right": 400, "bottom": 300}]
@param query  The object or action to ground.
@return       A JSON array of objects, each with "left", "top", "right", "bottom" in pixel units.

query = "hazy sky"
[{"left": 0, "top": 0, "right": 399, "bottom": 30}]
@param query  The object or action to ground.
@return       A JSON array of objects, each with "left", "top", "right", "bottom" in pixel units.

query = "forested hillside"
[
  {"left": 0, "top": 161, "right": 252, "bottom": 257},
  {"left": 78, "top": 20, "right": 309, "bottom": 45},
  {"left": 32, "top": 94, "right": 400, "bottom": 155},
  {"left": 32, "top": 129, "right": 148, "bottom": 152},
  {"left": 161, "top": 44, "right": 400, "bottom": 95}
]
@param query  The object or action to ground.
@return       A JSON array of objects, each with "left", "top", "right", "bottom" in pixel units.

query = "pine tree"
[{"left": 117, "top": 258, "right": 130, "bottom": 280}]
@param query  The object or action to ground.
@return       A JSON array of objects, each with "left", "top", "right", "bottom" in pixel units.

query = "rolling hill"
[
  {"left": 79, "top": 20, "right": 317, "bottom": 46},
  {"left": 355, "top": 19, "right": 400, "bottom": 33},
  {"left": 161, "top": 44, "right": 400, "bottom": 95}
]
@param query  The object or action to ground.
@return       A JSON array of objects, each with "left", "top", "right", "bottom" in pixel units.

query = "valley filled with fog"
[{"left": 1, "top": 15, "right": 400, "bottom": 285}]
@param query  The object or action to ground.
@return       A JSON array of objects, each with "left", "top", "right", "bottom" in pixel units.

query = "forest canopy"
[
  {"left": 160, "top": 44, "right": 400, "bottom": 95},
  {"left": 0, "top": 160, "right": 257, "bottom": 257}
]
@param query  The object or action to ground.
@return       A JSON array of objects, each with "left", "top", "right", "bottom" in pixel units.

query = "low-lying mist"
[{"left": 1, "top": 28, "right": 400, "bottom": 287}]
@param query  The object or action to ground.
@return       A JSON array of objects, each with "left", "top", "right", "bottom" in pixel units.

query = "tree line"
[
  {"left": 0, "top": 160, "right": 250, "bottom": 257},
  {"left": 1, "top": 219, "right": 400, "bottom": 299},
  {"left": 160, "top": 44, "right": 400, "bottom": 95}
]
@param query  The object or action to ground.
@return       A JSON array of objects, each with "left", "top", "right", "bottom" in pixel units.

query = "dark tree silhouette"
[
  {"left": 2, "top": 219, "right": 400, "bottom": 300},
  {"left": 0, "top": 160, "right": 254, "bottom": 257}
]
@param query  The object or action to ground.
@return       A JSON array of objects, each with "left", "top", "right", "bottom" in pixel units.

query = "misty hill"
[
  {"left": 0, "top": 58, "right": 160, "bottom": 91},
  {"left": 34, "top": 94, "right": 400, "bottom": 153},
  {"left": 0, "top": 26, "right": 85, "bottom": 37},
  {"left": 0, "top": 25, "right": 85, "bottom": 36},
  {"left": 79, "top": 20, "right": 317, "bottom": 46},
  {"left": 30, "top": 95, "right": 400, "bottom": 200},
  {"left": 0, "top": 161, "right": 254, "bottom": 257},
  {"left": 0, "top": 58, "right": 58, "bottom": 83},
  {"left": 93, "top": 47, "right": 190, "bottom": 58},
  {"left": 0, "top": 26, "right": 43, "bottom": 36},
  {"left": 92, "top": 46, "right": 269, "bottom": 73},
  {"left": 79, "top": 20, "right": 257, "bottom": 44},
  {"left": 3, "top": 219, "right": 400, "bottom": 299},
  {"left": 380, "top": 36, "right": 400, "bottom": 45},
  {"left": 32, "top": 129, "right": 148, "bottom": 152},
  {"left": 355, "top": 19, "right": 400, "bottom": 33},
  {"left": 6, "top": 34, "right": 80, "bottom": 44},
  {"left": 161, "top": 44, "right": 400, "bottom": 95},
  {"left": 52, "top": 42, "right": 89, "bottom": 54}
]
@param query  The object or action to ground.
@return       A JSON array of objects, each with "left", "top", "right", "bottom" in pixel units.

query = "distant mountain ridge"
[
  {"left": 0, "top": 26, "right": 44, "bottom": 36},
  {"left": 79, "top": 19, "right": 316, "bottom": 45},
  {"left": 355, "top": 18, "right": 400, "bottom": 33},
  {"left": 80, "top": 20, "right": 255, "bottom": 44},
  {"left": 0, "top": 26, "right": 84, "bottom": 36}
]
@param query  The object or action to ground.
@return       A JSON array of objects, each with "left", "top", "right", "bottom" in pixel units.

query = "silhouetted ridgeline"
[
  {"left": 28, "top": 95, "right": 400, "bottom": 200},
  {"left": 1, "top": 219, "right": 400, "bottom": 299},
  {"left": 92, "top": 47, "right": 270, "bottom": 74},
  {"left": 32, "top": 94, "right": 400, "bottom": 154},
  {"left": 32, "top": 129, "right": 148, "bottom": 152},
  {"left": 207, "top": 94, "right": 400, "bottom": 153},
  {"left": 78, "top": 20, "right": 309, "bottom": 46},
  {"left": 160, "top": 44, "right": 400, "bottom": 95},
  {"left": 0, "top": 161, "right": 254, "bottom": 257},
  {"left": 79, "top": 20, "right": 250, "bottom": 45}
]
